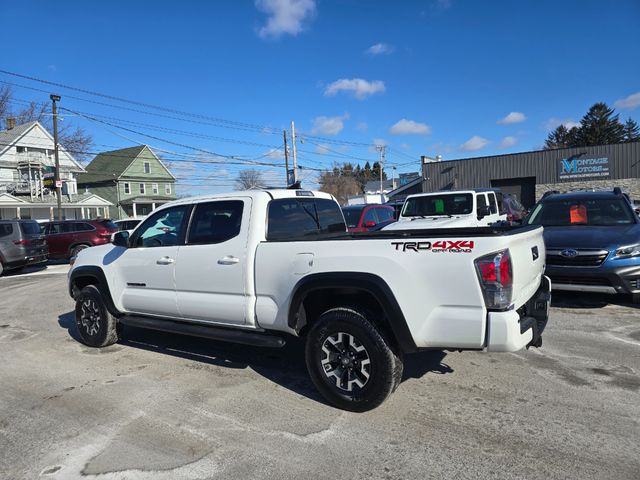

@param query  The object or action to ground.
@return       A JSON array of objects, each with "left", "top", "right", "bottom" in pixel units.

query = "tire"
[
  {"left": 305, "top": 307, "right": 403, "bottom": 412},
  {"left": 74, "top": 285, "right": 119, "bottom": 347},
  {"left": 70, "top": 244, "right": 89, "bottom": 259}
]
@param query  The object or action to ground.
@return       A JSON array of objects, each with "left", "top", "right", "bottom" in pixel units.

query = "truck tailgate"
[{"left": 504, "top": 226, "right": 546, "bottom": 309}]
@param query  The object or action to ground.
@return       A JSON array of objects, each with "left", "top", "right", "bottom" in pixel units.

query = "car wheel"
[
  {"left": 70, "top": 244, "right": 89, "bottom": 259},
  {"left": 74, "top": 285, "right": 119, "bottom": 347},
  {"left": 305, "top": 307, "right": 403, "bottom": 412}
]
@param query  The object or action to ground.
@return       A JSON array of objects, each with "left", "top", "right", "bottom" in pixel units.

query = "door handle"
[
  {"left": 156, "top": 256, "right": 175, "bottom": 265},
  {"left": 218, "top": 256, "right": 240, "bottom": 265}
]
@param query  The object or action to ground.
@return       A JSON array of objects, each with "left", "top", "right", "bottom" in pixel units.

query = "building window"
[
  {"left": 165, "top": 184, "right": 171, "bottom": 195},
  {"left": 144, "top": 162, "right": 150, "bottom": 174},
  {"left": 124, "top": 182, "right": 130, "bottom": 194},
  {"left": 139, "top": 183, "right": 145, "bottom": 194},
  {"left": 152, "top": 183, "right": 158, "bottom": 195}
]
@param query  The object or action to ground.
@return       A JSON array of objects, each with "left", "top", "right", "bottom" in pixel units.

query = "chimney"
[{"left": 6, "top": 117, "right": 16, "bottom": 130}]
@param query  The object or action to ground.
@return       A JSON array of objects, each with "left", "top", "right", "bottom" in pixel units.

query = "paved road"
[{"left": 0, "top": 272, "right": 638, "bottom": 479}]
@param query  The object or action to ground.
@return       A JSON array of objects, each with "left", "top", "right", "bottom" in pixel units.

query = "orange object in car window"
[{"left": 570, "top": 204, "right": 588, "bottom": 224}]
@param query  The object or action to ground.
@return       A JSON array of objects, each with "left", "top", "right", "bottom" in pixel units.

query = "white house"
[{"left": 0, "top": 120, "right": 112, "bottom": 220}]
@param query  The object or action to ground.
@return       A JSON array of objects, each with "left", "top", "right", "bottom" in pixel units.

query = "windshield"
[
  {"left": 402, "top": 194, "right": 473, "bottom": 217},
  {"left": 527, "top": 198, "right": 636, "bottom": 226},
  {"left": 342, "top": 208, "right": 364, "bottom": 228}
]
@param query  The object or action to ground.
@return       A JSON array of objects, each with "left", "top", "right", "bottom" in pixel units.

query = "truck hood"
[
  {"left": 73, "top": 243, "right": 123, "bottom": 268},
  {"left": 543, "top": 225, "right": 640, "bottom": 250},
  {"left": 384, "top": 215, "right": 471, "bottom": 230}
]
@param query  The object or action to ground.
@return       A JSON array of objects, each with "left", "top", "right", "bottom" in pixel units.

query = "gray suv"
[{"left": 0, "top": 220, "right": 48, "bottom": 276}]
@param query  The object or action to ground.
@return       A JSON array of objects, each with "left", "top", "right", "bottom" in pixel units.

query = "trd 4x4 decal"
[{"left": 391, "top": 240, "right": 475, "bottom": 253}]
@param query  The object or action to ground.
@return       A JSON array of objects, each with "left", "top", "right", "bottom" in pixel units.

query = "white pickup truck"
[
  {"left": 384, "top": 189, "right": 507, "bottom": 230},
  {"left": 68, "top": 188, "right": 550, "bottom": 411}
]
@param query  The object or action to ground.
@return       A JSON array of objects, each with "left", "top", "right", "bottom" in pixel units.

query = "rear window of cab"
[{"left": 267, "top": 198, "right": 346, "bottom": 240}]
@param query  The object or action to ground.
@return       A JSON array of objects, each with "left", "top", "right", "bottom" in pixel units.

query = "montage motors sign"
[{"left": 559, "top": 156, "right": 610, "bottom": 180}]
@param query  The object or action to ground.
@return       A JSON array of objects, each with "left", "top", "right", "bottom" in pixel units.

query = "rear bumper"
[
  {"left": 486, "top": 275, "right": 551, "bottom": 352},
  {"left": 546, "top": 264, "right": 640, "bottom": 295},
  {"left": 4, "top": 253, "right": 48, "bottom": 270}
]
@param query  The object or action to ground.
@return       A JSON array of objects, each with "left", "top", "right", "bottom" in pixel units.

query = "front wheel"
[
  {"left": 75, "top": 285, "right": 119, "bottom": 347},
  {"left": 305, "top": 307, "right": 403, "bottom": 412}
]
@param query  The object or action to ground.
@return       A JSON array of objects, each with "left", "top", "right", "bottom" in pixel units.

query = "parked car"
[
  {"left": 114, "top": 218, "right": 142, "bottom": 234},
  {"left": 0, "top": 219, "right": 48, "bottom": 276},
  {"left": 341, "top": 204, "right": 396, "bottom": 232},
  {"left": 527, "top": 189, "right": 640, "bottom": 303},
  {"left": 69, "top": 188, "right": 549, "bottom": 411},
  {"left": 383, "top": 189, "right": 506, "bottom": 230},
  {"left": 42, "top": 219, "right": 119, "bottom": 259}
]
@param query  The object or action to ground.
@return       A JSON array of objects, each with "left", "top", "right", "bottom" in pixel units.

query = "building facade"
[
  {"left": 77, "top": 145, "right": 176, "bottom": 220},
  {"left": 0, "top": 120, "right": 112, "bottom": 220},
  {"left": 421, "top": 142, "right": 640, "bottom": 208}
]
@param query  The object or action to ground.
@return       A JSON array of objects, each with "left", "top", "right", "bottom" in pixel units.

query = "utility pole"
[
  {"left": 283, "top": 130, "right": 290, "bottom": 185},
  {"left": 291, "top": 120, "right": 298, "bottom": 183},
  {"left": 376, "top": 144, "right": 386, "bottom": 203},
  {"left": 50, "top": 94, "right": 62, "bottom": 220}
]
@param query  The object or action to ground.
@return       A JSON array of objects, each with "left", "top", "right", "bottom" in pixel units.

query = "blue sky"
[{"left": 1, "top": 0, "right": 639, "bottom": 194}]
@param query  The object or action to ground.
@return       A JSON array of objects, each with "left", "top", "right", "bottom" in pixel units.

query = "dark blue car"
[{"left": 527, "top": 189, "right": 640, "bottom": 304}]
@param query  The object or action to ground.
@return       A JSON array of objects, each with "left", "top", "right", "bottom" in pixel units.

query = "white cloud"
[
  {"left": 266, "top": 148, "right": 285, "bottom": 160},
  {"left": 356, "top": 122, "right": 368, "bottom": 132},
  {"left": 324, "top": 78, "right": 385, "bottom": 99},
  {"left": 614, "top": 92, "right": 640, "bottom": 110},
  {"left": 497, "top": 111, "right": 527, "bottom": 125},
  {"left": 365, "top": 43, "right": 394, "bottom": 55},
  {"left": 459, "top": 135, "right": 490, "bottom": 152},
  {"left": 389, "top": 118, "right": 431, "bottom": 135},
  {"left": 369, "top": 138, "right": 387, "bottom": 153},
  {"left": 498, "top": 136, "right": 517, "bottom": 149},
  {"left": 256, "top": 0, "right": 316, "bottom": 39},
  {"left": 544, "top": 117, "right": 579, "bottom": 131},
  {"left": 310, "top": 113, "right": 349, "bottom": 135},
  {"left": 400, "top": 143, "right": 411, "bottom": 150}
]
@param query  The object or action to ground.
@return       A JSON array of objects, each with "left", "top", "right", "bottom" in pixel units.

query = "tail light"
[
  {"left": 97, "top": 230, "right": 112, "bottom": 239},
  {"left": 13, "top": 239, "right": 32, "bottom": 245},
  {"left": 475, "top": 249, "right": 513, "bottom": 310}
]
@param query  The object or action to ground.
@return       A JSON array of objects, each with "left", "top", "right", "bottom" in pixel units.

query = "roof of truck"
[{"left": 159, "top": 189, "right": 336, "bottom": 208}]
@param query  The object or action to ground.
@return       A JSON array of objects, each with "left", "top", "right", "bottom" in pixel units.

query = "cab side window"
[
  {"left": 187, "top": 201, "right": 244, "bottom": 245},
  {"left": 476, "top": 194, "right": 488, "bottom": 212},
  {"left": 488, "top": 193, "right": 498, "bottom": 214},
  {"left": 132, "top": 206, "right": 189, "bottom": 248},
  {"left": 377, "top": 208, "right": 393, "bottom": 222}
]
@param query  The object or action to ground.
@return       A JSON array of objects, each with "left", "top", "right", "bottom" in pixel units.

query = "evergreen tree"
[
  {"left": 544, "top": 125, "right": 579, "bottom": 149},
  {"left": 623, "top": 118, "right": 640, "bottom": 142},
  {"left": 575, "top": 102, "right": 625, "bottom": 146}
]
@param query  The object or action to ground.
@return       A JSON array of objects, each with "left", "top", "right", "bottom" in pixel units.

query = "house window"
[
  {"left": 144, "top": 162, "right": 150, "bottom": 174},
  {"left": 139, "top": 183, "right": 145, "bottom": 194},
  {"left": 124, "top": 182, "right": 130, "bottom": 194},
  {"left": 152, "top": 183, "right": 159, "bottom": 195},
  {"left": 165, "top": 184, "right": 171, "bottom": 195}
]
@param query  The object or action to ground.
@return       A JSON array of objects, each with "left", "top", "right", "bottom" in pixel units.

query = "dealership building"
[{"left": 416, "top": 142, "right": 640, "bottom": 208}]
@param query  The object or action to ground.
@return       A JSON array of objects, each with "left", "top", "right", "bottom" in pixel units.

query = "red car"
[
  {"left": 341, "top": 204, "right": 396, "bottom": 232},
  {"left": 42, "top": 219, "right": 119, "bottom": 259}
]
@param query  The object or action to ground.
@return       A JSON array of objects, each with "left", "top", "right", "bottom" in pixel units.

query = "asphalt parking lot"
[{"left": 1, "top": 268, "right": 639, "bottom": 480}]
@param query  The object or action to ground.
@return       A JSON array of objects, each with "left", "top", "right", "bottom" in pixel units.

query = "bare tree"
[
  {"left": 318, "top": 169, "right": 361, "bottom": 205},
  {"left": 0, "top": 86, "right": 93, "bottom": 162},
  {"left": 235, "top": 169, "right": 265, "bottom": 190}
]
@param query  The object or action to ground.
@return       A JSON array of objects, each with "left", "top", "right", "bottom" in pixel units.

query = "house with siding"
[
  {"left": 76, "top": 145, "right": 176, "bottom": 220},
  {"left": 0, "top": 119, "right": 113, "bottom": 220}
]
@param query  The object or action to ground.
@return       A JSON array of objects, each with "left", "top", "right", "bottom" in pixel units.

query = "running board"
[{"left": 118, "top": 315, "right": 286, "bottom": 348}]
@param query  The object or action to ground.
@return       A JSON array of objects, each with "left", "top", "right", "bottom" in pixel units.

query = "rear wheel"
[
  {"left": 75, "top": 285, "right": 119, "bottom": 347},
  {"left": 305, "top": 307, "right": 403, "bottom": 412},
  {"left": 70, "top": 244, "right": 89, "bottom": 259}
]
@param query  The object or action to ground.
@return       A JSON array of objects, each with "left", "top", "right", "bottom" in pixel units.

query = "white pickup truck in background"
[
  {"left": 384, "top": 189, "right": 507, "bottom": 230},
  {"left": 68, "top": 188, "right": 550, "bottom": 411}
]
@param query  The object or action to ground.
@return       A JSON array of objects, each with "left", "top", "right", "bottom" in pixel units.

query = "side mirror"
[
  {"left": 364, "top": 220, "right": 377, "bottom": 228},
  {"left": 477, "top": 205, "right": 491, "bottom": 220},
  {"left": 112, "top": 231, "right": 130, "bottom": 248}
]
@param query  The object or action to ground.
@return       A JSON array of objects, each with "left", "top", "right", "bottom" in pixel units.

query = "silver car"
[{"left": 0, "top": 220, "right": 48, "bottom": 276}]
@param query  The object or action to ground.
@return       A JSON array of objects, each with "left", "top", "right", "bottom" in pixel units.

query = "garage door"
[{"left": 490, "top": 177, "right": 536, "bottom": 208}]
